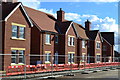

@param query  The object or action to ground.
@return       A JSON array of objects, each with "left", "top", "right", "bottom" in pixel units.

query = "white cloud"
[
  {"left": 18, "top": 0, "right": 40, "bottom": 9},
  {"left": 39, "top": 0, "right": 119, "bottom": 2},
  {"left": 65, "top": 13, "right": 81, "bottom": 22}
]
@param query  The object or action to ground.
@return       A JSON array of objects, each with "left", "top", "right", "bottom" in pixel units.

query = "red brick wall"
[{"left": 3, "top": 8, "right": 31, "bottom": 70}]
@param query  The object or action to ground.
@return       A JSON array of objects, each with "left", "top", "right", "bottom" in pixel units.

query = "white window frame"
[
  {"left": 45, "top": 34, "right": 51, "bottom": 44},
  {"left": 96, "top": 55, "right": 101, "bottom": 62},
  {"left": 82, "top": 40, "right": 86, "bottom": 48},
  {"left": 68, "top": 36, "right": 75, "bottom": 46},
  {"left": 96, "top": 42, "right": 100, "bottom": 49},
  {"left": 68, "top": 53, "right": 74, "bottom": 63},
  {"left": 45, "top": 53, "right": 50, "bottom": 62}
]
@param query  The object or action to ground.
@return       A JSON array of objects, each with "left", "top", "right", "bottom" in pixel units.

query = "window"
[
  {"left": 19, "top": 27, "right": 25, "bottom": 39},
  {"left": 96, "top": 42, "right": 100, "bottom": 49},
  {"left": 12, "top": 25, "right": 18, "bottom": 38},
  {"left": 68, "top": 53, "right": 74, "bottom": 63},
  {"left": 45, "top": 34, "right": 51, "bottom": 44},
  {"left": 82, "top": 54, "right": 86, "bottom": 62},
  {"left": 12, "top": 25, "right": 25, "bottom": 39},
  {"left": 11, "top": 50, "right": 17, "bottom": 63},
  {"left": 82, "top": 40, "right": 86, "bottom": 48},
  {"left": 55, "top": 35, "right": 58, "bottom": 43},
  {"left": 96, "top": 55, "right": 100, "bottom": 62},
  {"left": 11, "top": 50, "right": 24, "bottom": 64},
  {"left": 103, "top": 45, "right": 107, "bottom": 51},
  {"left": 45, "top": 53, "right": 50, "bottom": 62},
  {"left": 19, "top": 50, "right": 24, "bottom": 63},
  {"left": 68, "top": 36, "right": 75, "bottom": 46},
  {"left": 54, "top": 52, "right": 58, "bottom": 64}
]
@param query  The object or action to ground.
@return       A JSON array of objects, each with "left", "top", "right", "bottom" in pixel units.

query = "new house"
[
  {"left": 0, "top": 0, "right": 115, "bottom": 71},
  {"left": 0, "top": 2, "right": 33, "bottom": 70}
]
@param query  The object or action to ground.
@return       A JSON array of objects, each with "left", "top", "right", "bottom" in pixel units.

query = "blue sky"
[{"left": 18, "top": 0, "right": 119, "bottom": 52}]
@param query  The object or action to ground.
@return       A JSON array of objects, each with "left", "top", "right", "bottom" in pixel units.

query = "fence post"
[{"left": 24, "top": 54, "right": 26, "bottom": 80}]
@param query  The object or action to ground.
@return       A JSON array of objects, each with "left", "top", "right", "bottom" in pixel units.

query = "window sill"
[
  {"left": 11, "top": 63, "right": 24, "bottom": 66},
  {"left": 45, "top": 43, "right": 51, "bottom": 45},
  {"left": 45, "top": 61, "right": 51, "bottom": 64},
  {"left": 68, "top": 62, "right": 75, "bottom": 64},
  {"left": 11, "top": 37, "right": 26, "bottom": 41},
  {"left": 68, "top": 45, "right": 75, "bottom": 47}
]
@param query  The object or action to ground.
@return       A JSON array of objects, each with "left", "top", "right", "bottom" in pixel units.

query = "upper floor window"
[
  {"left": 82, "top": 40, "right": 86, "bottom": 48},
  {"left": 96, "top": 42, "right": 100, "bottom": 49},
  {"left": 103, "top": 45, "right": 107, "bottom": 51},
  {"left": 68, "top": 36, "right": 75, "bottom": 46},
  {"left": 12, "top": 23, "right": 25, "bottom": 39},
  {"left": 19, "top": 27, "right": 25, "bottom": 39},
  {"left": 12, "top": 25, "right": 18, "bottom": 38},
  {"left": 45, "top": 34, "right": 51, "bottom": 44},
  {"left": 55, "top": 35, "right": 58, "bottom": 43}
]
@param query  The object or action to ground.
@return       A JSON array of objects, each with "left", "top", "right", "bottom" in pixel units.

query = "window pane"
[
  {"left": 97, "top": 55, "right": 100, "bottom": 61},
  {"left": 45, "top": 53, "right": 50, "bottom": 62},
  {"left": 12, "top": 25, "right": 18, "bottom": 38},
  {"left": 19, "top": 27, "right": 25, "bottom": 39},
  {"left": 19, "top": 50, "right": 24, "bottom": 63},
  {"left": 46, "top": 34, "right": 50, "bottom": 44},
  {"left": 11, "top": 50, "right": 17, "bottom": 63},
  {"left": 55, "top": 35, "right": 58, "bottom": 43}
]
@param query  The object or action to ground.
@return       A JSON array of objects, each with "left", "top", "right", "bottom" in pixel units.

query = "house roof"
[
  {"left": 0, "top": 2, "right": 20, "bottom": 20},
  {"left": 24, "top": 6, "right": 58, "bottom": 33},
  {"left": 86, "top": 30, "right": 99, "bottom": 40},
  {"left": 101, "top": 32, "right": 114, "bottom": 45},
  {"left": 1, "top": 2, "right": 33, "bottom": 27},
  {"left": 73, "top": 23, "right": 89, "bottom": 39},
  {"left": 56, "top": 21, "right": 72, "bottom": 34}
]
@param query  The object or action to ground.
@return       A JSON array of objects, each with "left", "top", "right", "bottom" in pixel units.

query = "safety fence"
[{"left": 0, "top": 54, "right": 120, "bottom": 79}]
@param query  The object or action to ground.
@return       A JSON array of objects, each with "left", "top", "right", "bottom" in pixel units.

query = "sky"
[{"left": 18, "top": 0, "right": 120, "bottom": 52}]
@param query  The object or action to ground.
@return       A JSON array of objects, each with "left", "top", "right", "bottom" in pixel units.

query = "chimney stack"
[
  {"left": 85, "top": 19, "right": 91, "bottom": 31},
  {"left": 57, "top": 8, "right": 65, "bottom": 22},
  {"left": 2, "top": 0, "right": 17, "bottom": 3}
]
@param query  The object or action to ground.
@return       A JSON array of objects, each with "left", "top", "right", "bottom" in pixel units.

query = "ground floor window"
[
  {"left": 54, "top": 52, "right": 58, "bottom": 64},
  {"left": 45, "top": 53, "right": 50, "bottom": 62},
  {"left": 82, "top": 53, "right": 86, "bottom": 62},
  {"left": 68, "top": 53, "right": 74, "bottom": 63},
  {"left": 11, "top": 50, "right": 24, "bottom": 64},
  {"left": 96, "top": 55, "right": 101, "bottom": 62}
]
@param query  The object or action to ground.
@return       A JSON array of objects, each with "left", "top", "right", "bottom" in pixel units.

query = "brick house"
[
  {"left": 56, "top": 9, "right": 89, "bottom": 64},
  {"left": 85, "top": 20, "right": 103, "bottom": 63},
  {"left": 1, "top": 0, "right": 115, "bottom": 71},
  {"left": 24, "top": 6, "right": 59, "bottom": 65},
  {"left": 0, "top": 2, "right": 33, "bottom": 70},
  {"left": 101, "top": 32, "right": 114, "bottom": 62}
]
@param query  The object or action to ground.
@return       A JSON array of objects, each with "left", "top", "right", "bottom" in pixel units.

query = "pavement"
[{"left": 43, "top": 69, "right": 120, "bottom": 80}]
